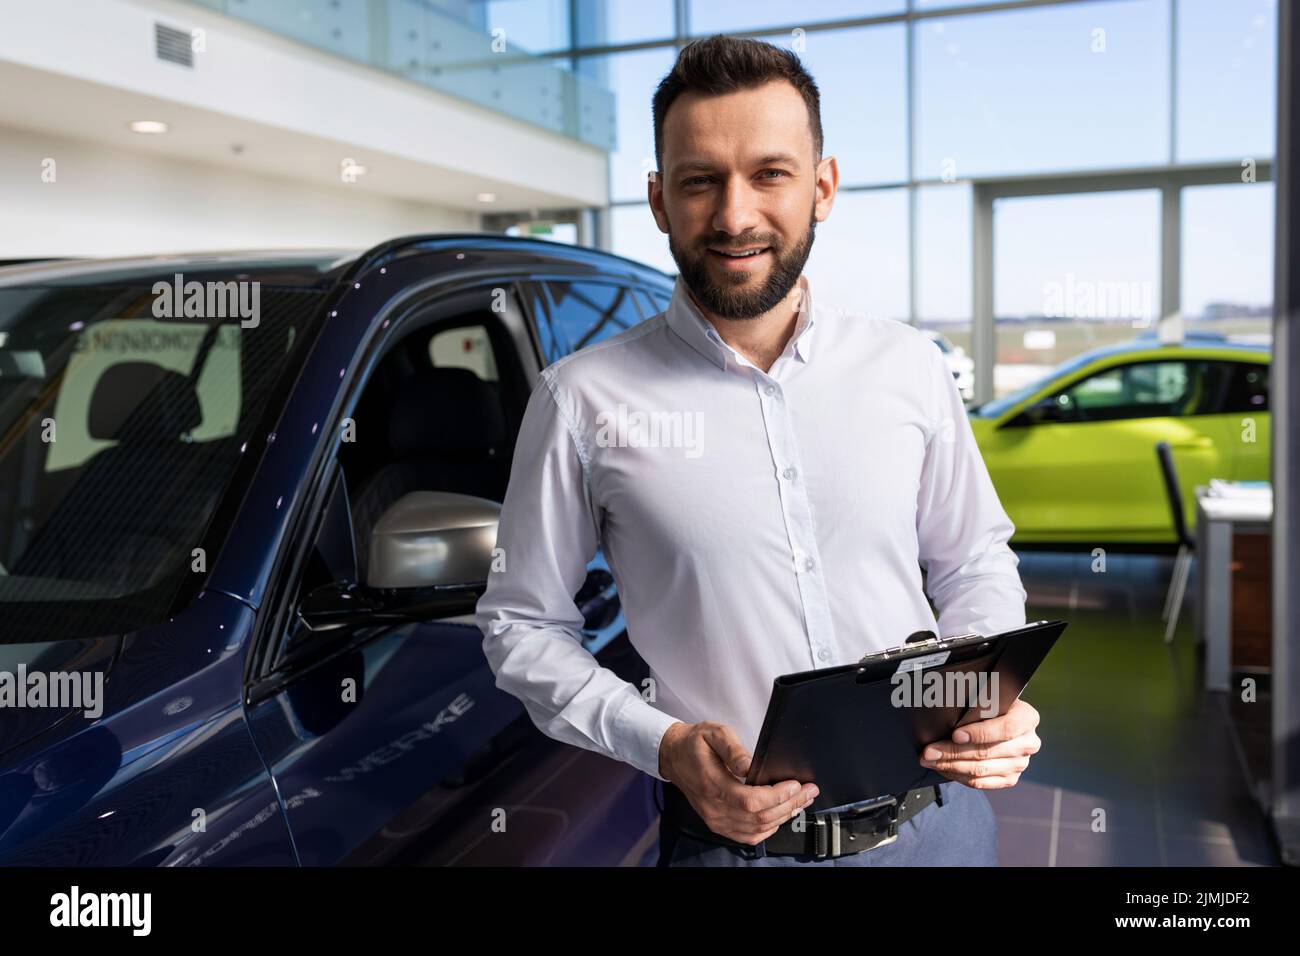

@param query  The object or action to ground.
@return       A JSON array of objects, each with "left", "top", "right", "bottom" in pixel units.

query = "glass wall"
[
  {"left": 489, "top": 0, "right": 1278, "bottom": 402},
  {"left": 916, "top": 0, "right": 1170, "bottom": 178},
  {"left": 1182, "top": 183, "right": 1275, "bottom": 343},
  {"left": 994, "top": 190, "right": 1162, "bottom": 396}
]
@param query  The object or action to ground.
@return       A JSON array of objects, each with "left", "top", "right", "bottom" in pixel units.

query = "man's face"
[{"left": 650, "top": 79, "right": 838, "bottom": 320}]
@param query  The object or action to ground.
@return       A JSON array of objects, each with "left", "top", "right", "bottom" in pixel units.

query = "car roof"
[
  {"left": 363, "top": 233, "right": 675, "bottom": 286},
  {"left": 0, "top": 249, "right": 362, "bottom": 290},
  {"left": 1061, "top": 335, "right": 1271, "bottom": 367},
  {"left": 0, "top": 235, "right": 676, "bottom": 292}
]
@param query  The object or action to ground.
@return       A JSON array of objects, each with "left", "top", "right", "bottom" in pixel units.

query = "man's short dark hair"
[{"left": 652, "top": 35, "right": 823, "bottom": 172}]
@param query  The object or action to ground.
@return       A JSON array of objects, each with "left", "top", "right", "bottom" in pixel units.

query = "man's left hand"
[{"left": 918, "top": 698, "right": 1041, "bottom": 789}]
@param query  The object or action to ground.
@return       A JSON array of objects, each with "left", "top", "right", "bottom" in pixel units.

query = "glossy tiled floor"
[{"left": 991, "top": 550, "right": 1279, "bottom": 866}]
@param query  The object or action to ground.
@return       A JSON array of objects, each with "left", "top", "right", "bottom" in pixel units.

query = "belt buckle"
[{"left": 810, "top": 794, "right": 899, "bottom": 860}]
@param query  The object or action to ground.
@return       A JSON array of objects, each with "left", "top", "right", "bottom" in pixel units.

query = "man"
[{"left": 477, "top": 35, "right": 1038, "bottom": 866}]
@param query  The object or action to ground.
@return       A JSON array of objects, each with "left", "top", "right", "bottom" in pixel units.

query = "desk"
[{"left": 1195, "top": 488, "right": 1273, "bottom": 692}]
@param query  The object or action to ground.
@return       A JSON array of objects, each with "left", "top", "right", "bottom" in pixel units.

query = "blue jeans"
[{"left": 659, "top": 780, "right": 998, "bottom": 866}]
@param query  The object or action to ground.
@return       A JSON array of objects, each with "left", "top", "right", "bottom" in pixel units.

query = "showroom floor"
[{"left": 990, "top": 550, "right": 1279, "bottom": 866}]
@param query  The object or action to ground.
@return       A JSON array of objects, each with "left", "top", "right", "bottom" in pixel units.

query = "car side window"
[
  {"left": 276, "top": 468, "right": 359, "bottom": 666},
  {"left": 428, "top": 324, "right": 499, "bottom": 381},
  {"left": 1053, "top": 360, "right": 1191, "bottom": 422},
  {"left": 637, "top": 286, "right": 672, "bottom": 317},
  {"left": 538, "top": 281, "right": 643, "bottom": 361},
  {"left": 630, "top": 288, "right": 657, "bottom": 320},
  {"left": 274, "top": 289, "right": 529, "bottom": 668},
  {"left": 1219, "top": 361, "right": 1269, "bottom": 413}
]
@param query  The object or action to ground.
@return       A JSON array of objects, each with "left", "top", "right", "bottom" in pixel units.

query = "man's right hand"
[{"left": 658, "top": 721, "right": 819, "bottom": 845}]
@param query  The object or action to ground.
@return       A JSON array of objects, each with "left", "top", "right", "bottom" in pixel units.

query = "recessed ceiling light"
[
  {"left": 129, "top": 120, "right": 168, "bottom": 134},
  {"left": 476, "top": 192, "right": 497, "bottom": 203}
]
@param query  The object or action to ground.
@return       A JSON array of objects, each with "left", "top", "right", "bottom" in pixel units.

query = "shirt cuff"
[{"left": 611, "top": 691, "right": 683, "bottom": 782}]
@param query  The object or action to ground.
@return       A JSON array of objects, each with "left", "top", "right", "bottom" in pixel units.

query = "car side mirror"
[
  {"left": 366, "top": 491, "right": 501, "bottom": 590},
  {"left": 297, "top": 491, "right": 501, "bottom": 635},
  {"left": 1004, "top": 396, "right": 1065, "bottom": 427}
]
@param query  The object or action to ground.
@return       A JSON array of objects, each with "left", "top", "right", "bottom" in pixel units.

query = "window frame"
[{"left": 245, "top": 278, "right": 538, "bottom": 703}]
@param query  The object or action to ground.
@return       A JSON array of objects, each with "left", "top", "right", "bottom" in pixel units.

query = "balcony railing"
[{"left": 184, "top": 0, "right": 616, "bottom": 150}]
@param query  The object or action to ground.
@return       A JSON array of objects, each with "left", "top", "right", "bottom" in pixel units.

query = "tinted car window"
[
  {"left": 1219, "top": 361, "right": 1269, "bottom": 413},
  {"left": 974, "top": 348, "right": 1103, "bottom": 419},
  {"left": 631, "top": 288, "right": 661, "bottom": 320},
  {"left": 1053, "top": 360, "right": 1192, "bottom": 422},
  {"left": 644, "top": 287, "right": 672, "bottom": 314},
  {"left": 540, "top": 281, "right": 643, "bottom": 361},
  {"left": 1187, "top": 360, "right": 1237, "bottom": 416},
  {"left": 0, "top": 283, "right": 321, "bottom": 641}
]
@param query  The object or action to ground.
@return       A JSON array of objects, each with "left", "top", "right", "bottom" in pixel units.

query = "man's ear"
[
  {"left": 648, "top": 168, "right": 670, "bottom": 234},
  {"left": 814, "top": 154, "right": 839, "bottom": 223}
]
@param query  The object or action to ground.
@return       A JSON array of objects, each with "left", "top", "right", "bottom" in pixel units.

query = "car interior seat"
[
  {"left": 349, "top": 366, "right": 508, "bottom": 582},
  {"left": 14, "top": 362, "right": 224, "bottom": 593}
]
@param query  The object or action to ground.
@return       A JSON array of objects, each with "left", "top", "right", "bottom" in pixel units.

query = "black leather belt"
[{"left": 660, "top": 780, "right": 943, "bottom": 860}]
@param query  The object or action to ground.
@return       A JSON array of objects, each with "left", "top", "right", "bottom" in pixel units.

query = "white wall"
[{"left": 0, "top": 124, "right": 479, "bottom": 258}]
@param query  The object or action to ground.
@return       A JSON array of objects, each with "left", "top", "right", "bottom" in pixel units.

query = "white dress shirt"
[{"left": 476, "top": 274, "right": 1027, "bottom": 782}]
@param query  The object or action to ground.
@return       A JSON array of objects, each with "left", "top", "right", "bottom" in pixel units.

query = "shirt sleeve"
[
  {"left": 476, "top": 371, "right": 683, "bottom": 781},
  {"left": 914, "top": 343, "right": 1028, "bottom": 637}
]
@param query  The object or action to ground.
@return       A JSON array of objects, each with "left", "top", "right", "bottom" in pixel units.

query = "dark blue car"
[{"left": 0, "top": 236, "right": 674, "bottom": 865}]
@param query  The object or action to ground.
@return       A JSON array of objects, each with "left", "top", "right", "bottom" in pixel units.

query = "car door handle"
[{"left": 1169, "top": 437, "right": 1216, "bottom": 449}]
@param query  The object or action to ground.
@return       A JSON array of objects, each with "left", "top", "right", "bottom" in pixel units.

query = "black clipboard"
[{"left": 744, "top": 619, "right": 1067, "bottom": 814}]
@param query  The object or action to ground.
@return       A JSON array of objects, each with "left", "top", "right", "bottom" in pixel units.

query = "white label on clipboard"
[{"left": 895, "top": 651, "right": 950, "bottom": 675}]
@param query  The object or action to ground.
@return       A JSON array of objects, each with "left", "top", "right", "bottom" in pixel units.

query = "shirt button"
[
  {"left": 764, "top": 384, "right": 776, "bottom": 397},
  {"left": 802, "top": 556, "right": 816, "bottom": 572},
  {"left": 782, "top": 466, "right": 797, "bottom": 481},
  {"left": 818, "top": 648, "right": 832, "bottom": 662}
]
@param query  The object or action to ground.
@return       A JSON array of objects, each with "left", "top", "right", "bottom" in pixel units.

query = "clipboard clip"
[{"left": 859, "top": 629, "right": 941, "bottom": 663}]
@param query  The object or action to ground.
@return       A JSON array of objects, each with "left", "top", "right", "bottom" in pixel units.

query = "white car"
[{"left": 924, "top": 329, "right": 975, "bottom": 402}]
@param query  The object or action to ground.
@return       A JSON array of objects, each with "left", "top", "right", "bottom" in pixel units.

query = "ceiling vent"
[{"left": 155, "top": 22, "right": 193, "bottom": 68}]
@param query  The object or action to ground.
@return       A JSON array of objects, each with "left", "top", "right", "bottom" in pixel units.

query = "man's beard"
[{"left": 668, "top": 209, "right": 817, "bottom": 320}]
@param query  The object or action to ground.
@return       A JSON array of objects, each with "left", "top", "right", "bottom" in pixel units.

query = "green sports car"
[{"left": 968, "top": 340, "right": 1270, "bottom": 545}]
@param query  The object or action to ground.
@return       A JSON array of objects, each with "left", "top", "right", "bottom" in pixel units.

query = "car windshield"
[
  {"left": 972, "top": 349, "right": 1111, "bottom": 419},
  {"left": 0, "top": 279, "right": 324, "bottom": 642}
]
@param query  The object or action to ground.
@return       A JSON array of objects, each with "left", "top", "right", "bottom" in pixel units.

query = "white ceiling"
[{"left": 0, "top": 58, "right": 594, "bottom": 214}]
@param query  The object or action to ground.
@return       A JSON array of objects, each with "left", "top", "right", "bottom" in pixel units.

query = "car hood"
[
  {"left": 966, "top": 412, "right": 997, "bottom": 447},
  {"left": 0, "top": 637, "right": 119, "bottom": 761}
]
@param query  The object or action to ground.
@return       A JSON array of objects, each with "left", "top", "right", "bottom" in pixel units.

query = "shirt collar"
[{"left": 664, "top": 274, "right": 817, "bottom": 372}]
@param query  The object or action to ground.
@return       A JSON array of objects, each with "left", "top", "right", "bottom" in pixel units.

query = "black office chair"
[{"left": 1155, "top": 441, "right": 1194, "bottom": 644}]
